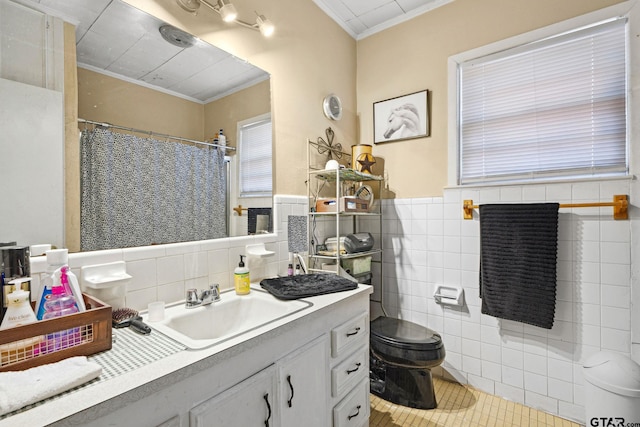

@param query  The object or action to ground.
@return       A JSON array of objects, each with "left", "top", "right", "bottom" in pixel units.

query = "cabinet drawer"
[
  {"left": 332, "top": 378, "right": 370, "bottom": 427},
  {"left": 331, "top": 346, "right": 368, "bottom": 397},
  {"left": 331, "top": 312, "right": 367, "bottom": 358}
]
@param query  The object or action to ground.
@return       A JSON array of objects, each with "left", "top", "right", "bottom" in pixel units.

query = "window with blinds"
[
  {"left": 458, "top": 18, "right": 628, "bottom": 185},
  {"left": 239, "top": 115, "right": 272, "bottom": 197}
]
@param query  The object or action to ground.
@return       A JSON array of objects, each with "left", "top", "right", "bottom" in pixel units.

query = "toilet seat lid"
[{"left": 370, "top": 316, "right": 443, "bottom": 351}]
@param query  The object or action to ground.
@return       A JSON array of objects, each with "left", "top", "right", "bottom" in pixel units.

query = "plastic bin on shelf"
[{"left": 583, "top": 351, "right": 640, "bottom": 425}]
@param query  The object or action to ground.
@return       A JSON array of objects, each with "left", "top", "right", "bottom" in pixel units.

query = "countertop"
[{"left": 0, "top": 284, "right": 372, "bottom": 427}]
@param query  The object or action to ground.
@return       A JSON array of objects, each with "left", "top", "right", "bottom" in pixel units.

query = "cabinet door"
[
  {"left": 190, "top": 365, "right": 277, "bottom": 427},
  {"left": 279, "top": 336, "right": 329, "bottom": 427}
]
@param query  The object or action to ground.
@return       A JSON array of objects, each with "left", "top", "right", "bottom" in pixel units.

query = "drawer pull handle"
[
  {"left": 286, "top": 375, "right": 294, "bottom": 407},
  {"left": 346, "top": 363, "right": 361, "bottom": 375},
  {"left": 346, "top": 327, "right": 361, "bottom": 337},
  {"left": 348, "top": 405, "right": 361, "bottom": 421},
  {"left": 263, "top": 393, "right": 271, "bottom": 427}
]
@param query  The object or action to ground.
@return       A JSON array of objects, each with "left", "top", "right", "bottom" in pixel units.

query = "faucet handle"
[
  {"left": 210, "top": 283, "right": 221, "bottom": 301},
  {"left": 186, "top": 288, "right": 199, "bottom": 305}
]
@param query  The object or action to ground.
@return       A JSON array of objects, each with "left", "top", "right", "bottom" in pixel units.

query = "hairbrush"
[{"left": 112, "top": 307, "right": 151, "bottom": 335}]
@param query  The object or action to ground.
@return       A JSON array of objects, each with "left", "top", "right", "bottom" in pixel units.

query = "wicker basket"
[{"left": 0, "top": 294, "right": 112, "bottom": 372}]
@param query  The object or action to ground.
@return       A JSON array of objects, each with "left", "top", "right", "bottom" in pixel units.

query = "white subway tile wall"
[
  {"left": 374, "top": 179, "right": 633, "bottom": 424},
  {"left": 30, "top": 194, "right": 308, "bottom": 314},
  {"left": 28, "top": 182, "right": 634, "bottom": 424}
]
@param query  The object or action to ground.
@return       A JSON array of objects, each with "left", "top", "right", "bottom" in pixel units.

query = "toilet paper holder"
[{"left": 434, "top": 285, "right": 464, "bottom": 307}]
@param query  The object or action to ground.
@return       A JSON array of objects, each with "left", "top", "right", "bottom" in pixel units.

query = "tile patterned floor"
[{"left": 369, "top": 377, "right": 581, "bottom": 427}]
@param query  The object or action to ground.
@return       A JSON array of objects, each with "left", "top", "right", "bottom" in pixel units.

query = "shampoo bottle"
[
  {"left": 218, "top": 129, "right": 226, "bottom": 146},
  {"left": 234, "top": 255, "right": 250, "bottom": 295}
]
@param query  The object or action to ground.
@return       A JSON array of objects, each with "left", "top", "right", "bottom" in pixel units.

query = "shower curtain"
[{"left": 80, "top": 128, "right": 227, "bottom": 251}]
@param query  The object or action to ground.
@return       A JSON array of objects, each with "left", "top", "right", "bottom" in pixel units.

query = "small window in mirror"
[{"left": 239, "top": 114, "right": 272, "bottom": 197}]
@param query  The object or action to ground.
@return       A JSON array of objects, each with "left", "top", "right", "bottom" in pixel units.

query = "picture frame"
[{"left": 373, "top": 90, "right": 429, "bottom": 144}]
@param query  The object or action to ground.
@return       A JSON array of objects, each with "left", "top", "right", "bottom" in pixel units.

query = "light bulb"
[
  {"left": 219, "top": 1, "right": 237, "bottom": 22},
  {"left": 256, "top": 15, "right": 274, "bottom": 37}
]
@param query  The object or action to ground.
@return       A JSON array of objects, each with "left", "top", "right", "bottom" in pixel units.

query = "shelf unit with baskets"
[{"left": 306, "top": 139, "right": 383, "bottom": 289}]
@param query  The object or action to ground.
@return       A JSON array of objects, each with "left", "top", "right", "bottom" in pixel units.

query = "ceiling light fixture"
[
  {"left": 218, "top": 0, "right": 237, "bottom": 22},
  {"left": 176, "top": 0, "right": 275, "bottom": 37},
  {"left": 256, "top": 14, "right": 275, "bottom": 37}
]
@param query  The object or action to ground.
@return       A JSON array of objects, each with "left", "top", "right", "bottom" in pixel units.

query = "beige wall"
[
  {"left": 356, "top": 0, "right": 625, "bottom": 199},
  {"left": 203, "top": 79, "right": 271, "bottom": 146},
  {"left": 124, "top": 0, "right": 357, "bottom": 196},
  {"left": 77, "top": 68, "right": 204, "bottom": 140},
  {"left": 120, "top": 0, "right": 623, "bottom": 201}
]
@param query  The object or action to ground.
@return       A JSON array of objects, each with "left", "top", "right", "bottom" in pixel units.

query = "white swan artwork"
[{"left": 383, "top": 103, "right": 422, "bottom": 140}]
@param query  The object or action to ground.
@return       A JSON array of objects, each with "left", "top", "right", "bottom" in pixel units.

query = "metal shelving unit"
[{"left": 306, "top": 140, "right": 384, "bottom": 287}]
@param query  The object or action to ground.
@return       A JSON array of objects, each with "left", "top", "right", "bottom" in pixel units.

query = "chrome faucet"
[{"left": 186, "top": 284, "right": 220, "bottom": 308}]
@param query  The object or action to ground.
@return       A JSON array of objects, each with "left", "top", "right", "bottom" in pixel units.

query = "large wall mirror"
[{"left": 0, "top": 0, "right": 273, "bottom": 253}]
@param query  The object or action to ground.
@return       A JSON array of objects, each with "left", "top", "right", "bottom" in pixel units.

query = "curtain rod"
[
  {"left": 463, "top": 195, "right": 628, "bottom": 220},
  {"left": 77, "top": 118, "right": 236, "bottom": 151}
]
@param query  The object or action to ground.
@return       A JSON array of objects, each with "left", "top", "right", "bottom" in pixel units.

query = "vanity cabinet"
[
  {"left": 39, "top": 288, "right": 371, "bottom": 427},
  {"left": 329, "top": 312, "right": 370, "bottom": 427},
  {"left": 190, "top": 365, "right": 277, "bottom": 427},
  {"left": 279, "top": 337, "right": 328, "bottom": 427},
  {"left": 189, "top": 336, "right": 328, "bottom": 427}
]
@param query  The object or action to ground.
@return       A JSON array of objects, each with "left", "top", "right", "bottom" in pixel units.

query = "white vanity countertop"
[{"left": 0, "top": 284, "right": 372, "bottom": 427}]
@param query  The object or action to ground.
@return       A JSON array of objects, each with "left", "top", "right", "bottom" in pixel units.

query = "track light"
[
  {"left": 256, "top": 14, "right": 274, "bottom": 37},
  {"left": 218, "top": 0, "right": 237, "bottom": 22},
  {"left": 176, "top": 0, "right": 274, "bottom": 37}
]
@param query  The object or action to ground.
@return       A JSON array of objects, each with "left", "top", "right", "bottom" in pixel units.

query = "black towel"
[
  {"left": 260, "top": 274, "right": 358, "bottom": 300},
  {"left": 479, "top": 203, "right": 559, "bottom": 329}
]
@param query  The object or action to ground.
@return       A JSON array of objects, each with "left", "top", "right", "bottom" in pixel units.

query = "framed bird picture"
[{"left": 373, "top": 90, "right": 429, "bottom": 143}]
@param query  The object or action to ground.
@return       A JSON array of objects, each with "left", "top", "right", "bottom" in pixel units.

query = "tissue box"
[{"left": 340, "top": 256, "right": 372, "bottom": 276}]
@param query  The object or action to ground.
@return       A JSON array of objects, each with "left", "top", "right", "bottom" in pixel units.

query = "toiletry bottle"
[
  {"left": 218, "top": 129, "right": 226, "bottom": 146},
  {"left": 42, "top": 266, "right": 81, "bottom": 352},
  {"left": 287, "top": 263, "right": 294, "bottom": 276},
  {"left": 0, "top": 289, "right": 37, "bottom": 329},
  {"left": 234, "top": 255, "right": 250, "bottom": 295},
  {"left": 42, "top": 267, "right": 79, "bottom": 319},
  {"left": 295, "top": 264, "right": 301, "bottom": 275},
  {"left": 36, "top": 249, "right": 85, "bottom": 319}
]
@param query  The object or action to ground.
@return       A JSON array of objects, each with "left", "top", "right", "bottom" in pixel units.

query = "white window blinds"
[
  {"left": 239, "top": 116, "right": 272, "bottom": 197},
  {"left": 458, "top": 19, "right": 627, "bottom": 185}
]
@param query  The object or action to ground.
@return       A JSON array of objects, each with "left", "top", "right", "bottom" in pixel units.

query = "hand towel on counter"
[
  {"left": 479, "top": 203, "right": 559, "bottom": 329},
  {"left": 0, "top": 356, "right": 102, "bottom": 416},
  {"left": 260, "top": 274, "right": 358, "bottom": 300}
]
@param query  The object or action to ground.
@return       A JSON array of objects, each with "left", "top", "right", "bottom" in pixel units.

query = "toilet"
[{"left": 369, "top": 316, "right": 446, "bottom": 409}]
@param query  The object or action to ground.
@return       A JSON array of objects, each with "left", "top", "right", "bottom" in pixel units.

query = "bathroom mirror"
[{"left": 0, "top": 0, "right": 272, "bottom": 251}]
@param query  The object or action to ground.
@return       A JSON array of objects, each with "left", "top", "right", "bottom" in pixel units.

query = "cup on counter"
[{"left": 147, "top": 301, "right": 165, "bottom": 322}]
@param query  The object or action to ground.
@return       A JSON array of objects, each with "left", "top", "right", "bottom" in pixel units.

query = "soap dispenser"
[{"left": 234, "top": 255, "right": 250, "bottom": 295}]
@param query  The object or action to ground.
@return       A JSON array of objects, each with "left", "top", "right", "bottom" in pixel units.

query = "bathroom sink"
[{"left": 145, "top": 288, "right": 313, "bottom": 349}]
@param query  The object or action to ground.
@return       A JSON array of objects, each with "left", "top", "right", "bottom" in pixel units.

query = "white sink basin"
[{"left": 145, "top": 288, "right": 313, "bottom": 349}]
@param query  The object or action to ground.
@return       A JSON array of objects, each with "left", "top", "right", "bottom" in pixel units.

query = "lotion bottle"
[
  {"left": 234, "top": 255, "right": 250, "bottom": 295},
  {"left": 0, "top": 289, "right": 37, "bottom": 329}
]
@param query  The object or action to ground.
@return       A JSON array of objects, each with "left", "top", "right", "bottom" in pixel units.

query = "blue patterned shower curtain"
[{"left": 80, "top": 128, "right": 227, "bottom": 251}]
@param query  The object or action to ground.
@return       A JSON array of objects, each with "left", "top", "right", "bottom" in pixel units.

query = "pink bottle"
[{"left": 41, "top": 266, "right": 81, "bottom": 352}]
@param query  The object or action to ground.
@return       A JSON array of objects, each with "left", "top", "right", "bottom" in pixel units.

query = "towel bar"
[
  {"left": 233, "top": 205, "right": 248, "bottom": 216},
  {"left": 463, "top": 194, "right": 628, "bottom": 220}
]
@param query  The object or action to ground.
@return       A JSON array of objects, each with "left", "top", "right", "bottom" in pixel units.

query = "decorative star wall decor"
[{"left": 357, "top": 153, "right": 376, "bottom": 174}]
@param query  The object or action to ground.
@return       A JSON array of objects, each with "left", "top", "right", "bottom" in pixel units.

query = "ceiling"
[
  {"left": 22, "top": 0, "right": 452, "bottom": 102},
  {"left": 30, "top": 0, "right": 269, "bottom": 103},
  {"left": 313, "top": 0, "right": 453, "bottom": 40}
]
